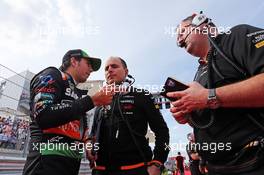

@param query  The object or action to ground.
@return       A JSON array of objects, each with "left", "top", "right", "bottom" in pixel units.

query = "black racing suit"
[
  {"left": 192, "top": 25, "right": 264, "bottom": 174},
  {"left": 90, "top": 87, "right": 170, "bottom": 174},
  {"left": 23, "top": 67, "right": 95, "bottom": 175}
]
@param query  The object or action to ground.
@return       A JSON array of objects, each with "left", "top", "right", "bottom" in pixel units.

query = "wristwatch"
[{"left": 207, "top": 88, "right": 221, "bottom": 109}]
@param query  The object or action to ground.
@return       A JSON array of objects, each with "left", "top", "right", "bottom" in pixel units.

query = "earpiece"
[
  {"left": 177, "top": 11, "right": 212, "bottom": 48},
  {"left": 191, "top": 11, "right": 211, "bottom": 27}
]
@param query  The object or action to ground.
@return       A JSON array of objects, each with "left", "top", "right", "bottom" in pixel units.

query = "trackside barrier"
[{"left": 0, "top": 157, "right": 92, "bottom": 175}]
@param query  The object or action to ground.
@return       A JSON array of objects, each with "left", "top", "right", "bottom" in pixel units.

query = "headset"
[
  {"left": 178, "top": 12, "right": 264, "bottom": 130},
  {"left": 177, "top": 12, "right": 220, "bottom": 129},
  {"left": 177, "top": 11, "right": 212, "bottom": 48},
  {"left": 102, "top": 74, "right": 135, "bottom": 115},
  {"left": 124, "top": 74, "right": 135, "bottom": 85},
  {"left": 192, "top": 11, "right": 211, "bottom": 27}
]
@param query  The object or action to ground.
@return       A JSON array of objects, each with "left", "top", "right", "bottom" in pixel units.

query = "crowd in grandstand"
[{"left": 0, "top": 115, "right": 29, "bottom": 150}]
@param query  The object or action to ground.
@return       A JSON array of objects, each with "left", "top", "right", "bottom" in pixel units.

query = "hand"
[
  {"left": 86, "top": 149, "right": 97, "bottom": 168},
  {"left": 147, "top": 165, "right": 161, "bottom": 175},
  {"left": 167, "top": 82, "right": 208, "bottom": 124},
  {"left": 91, "top": 85, "right": 115, "bottom": 106},
  {"left": 199, "top": 165, "right": 207, "bottom": 174},
  {"left": 86, "top": 149, "right": 97, "bottom": 161}
]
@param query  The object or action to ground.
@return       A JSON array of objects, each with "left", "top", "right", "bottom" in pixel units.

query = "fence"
[{"left": 0, "top": 156, "right": 92, "bottom": 175}]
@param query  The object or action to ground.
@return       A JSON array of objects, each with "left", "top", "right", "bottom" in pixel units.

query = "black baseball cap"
[{"left": 62, "top": 49, "right": 101, "bottom": 71}]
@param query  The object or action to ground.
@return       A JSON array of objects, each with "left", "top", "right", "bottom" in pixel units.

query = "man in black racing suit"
[
  {"left": 23, "top": 49, "right": 114, "bottom": 175},
  {"left": 88, "top": 57, "right": 170, "bottom": 175}
]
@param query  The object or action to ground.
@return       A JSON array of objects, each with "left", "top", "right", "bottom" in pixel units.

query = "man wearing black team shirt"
[
  {"left": 168, "top": 13, "right": 264, "bottom": 175},
  {"left": 88, "top": 57, "right": 170, "bottom": 175}
]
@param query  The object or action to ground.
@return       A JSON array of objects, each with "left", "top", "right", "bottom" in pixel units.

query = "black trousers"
[
  {"left": 208, "top": 145, "right": 264, "bottom": 175},
  {"left": 208, "top": 164, "right": 264, "bottom": 175},
  {"left": 190, "top": 163, "right": 203, "bottom": 175},
  {"left": 23, "top": 154, "right": 81, "bottom": 175},
  {"left": 92, "top": 166, "right": 149, "bottom": 175}
]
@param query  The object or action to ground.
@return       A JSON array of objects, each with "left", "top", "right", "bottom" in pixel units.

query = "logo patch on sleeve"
[{"left": 255, "top": 40, "right": 264, "bottom": 48}]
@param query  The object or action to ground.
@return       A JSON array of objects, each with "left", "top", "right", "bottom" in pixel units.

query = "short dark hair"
[
  {"left": 119, "top": 57, "right": 127, "bottom": 69},
  {"left": 109, "top": 56, "right": 127, "bottom": 69},
  {"left": 182, "top": 15, "right": 195, "bottom": 23},
  {"left": 59, "top": 57, "right": 82, "bottom": 72}
]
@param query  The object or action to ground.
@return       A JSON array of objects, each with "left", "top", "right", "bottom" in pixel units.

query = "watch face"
[
  {"left": 208, "top": 99, "right": 220, "bottom": 109},
  {"left": 207, "top": 89, "right": 220, "bottom": 109}
]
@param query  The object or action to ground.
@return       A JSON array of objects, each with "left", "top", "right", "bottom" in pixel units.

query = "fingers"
[
  {"left": 101, "top": 85, "right": 127, "bottom": 95},
  {"left": 167, "top": 82, "right": 206, "bottom": 124},
  {"left": 167, "top": 93, "right": 189, "bottom": 124},
  {"left": 87, "top": 152, "right": 96, "bottom": 161},
  {"left": 167, "top": 91, "right": 186, "bottom": 100},
  {"left": 171, "top": 100, "right": 183, "bottom": 108},
  {"left": 170, "top": 105, "right": 189, "bottom": 124},
  {"left": 92, "top": 90, "right": 113, "bottom": 106},
  {"left": 101, "top": 86, "right": 116, "bottom": 95},
  {"left": 95, "top": 85, "right": 127, "bottom": 106},
  {"left": 172, "top": 112, "right": 188, "bottom": 124},
  {"left": 170, "top": 99, "right": 189, "bottom": 112}
]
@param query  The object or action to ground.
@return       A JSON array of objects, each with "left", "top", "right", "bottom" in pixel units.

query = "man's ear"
[
  {"left": 70, "top": 57, "right": 77, "bottom": 67},
  {"left": 125, "top": 68, "right": 128, "bottom": 77}
]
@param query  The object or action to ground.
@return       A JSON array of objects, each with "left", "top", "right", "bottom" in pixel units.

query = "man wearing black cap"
[{"left": 23, "top": 49, "right": 114, "bottom": 175}]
